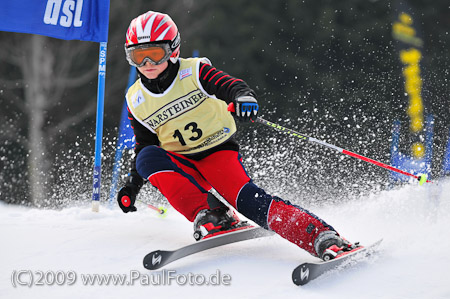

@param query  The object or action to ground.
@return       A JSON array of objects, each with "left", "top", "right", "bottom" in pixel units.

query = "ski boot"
[
  {"left": 314, "top": 231, "right": 361, "bottom": 261},
  {"left": 193, "top": 207, "right": 250, "bottom": 241}
]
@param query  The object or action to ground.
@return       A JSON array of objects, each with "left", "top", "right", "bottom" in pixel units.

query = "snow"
[{"left": 1, "top": 178, "right": 450, "bottom": 299}]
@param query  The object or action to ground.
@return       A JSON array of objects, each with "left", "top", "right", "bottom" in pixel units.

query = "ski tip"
[
  {"left": 369, "top": 238, "right": 383, "bottom": 247},
  {"left": 354, "top": 239, "right": 383, "bottom": 255},
  {"left": 292, "top": 264, "right": 311, "bottom": 286},
  {"left": 291, "top": 238, "right": 383, "bottom": 286},
  {"left": 143, "top": 250, "right": 165, "bottom": 270}
]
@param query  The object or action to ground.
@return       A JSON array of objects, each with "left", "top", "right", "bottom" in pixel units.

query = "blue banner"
[{"left": 0, "top": 0, "right": 109, "bottom": 42}]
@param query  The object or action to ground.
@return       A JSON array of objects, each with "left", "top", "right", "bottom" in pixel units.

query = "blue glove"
[{"left": 233, "top": 96, "right": 259, "bottom": 122}]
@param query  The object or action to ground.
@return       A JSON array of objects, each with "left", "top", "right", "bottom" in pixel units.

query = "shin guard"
[{"left": 236, "top": 182, "right": 336, "bottom": 256}]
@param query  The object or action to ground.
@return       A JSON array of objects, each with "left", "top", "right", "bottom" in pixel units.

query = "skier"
[{"left": 117, "top": 10, "right": 358, "bottom": 261}]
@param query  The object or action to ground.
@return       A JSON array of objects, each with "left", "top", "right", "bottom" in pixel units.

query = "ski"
[
  {"left": 143, "top": 226, "right": 274, "bottom": 270},
  {"left": 292, "top": 239, "right": 383, "bottom": 286}
]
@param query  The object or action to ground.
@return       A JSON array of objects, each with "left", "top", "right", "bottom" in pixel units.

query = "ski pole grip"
[{"left": 227, "top": 103, "right": 236, "bottom": 113}]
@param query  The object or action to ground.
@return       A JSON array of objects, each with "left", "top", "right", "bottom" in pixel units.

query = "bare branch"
[
  {"left": 0, "top": 117, "right": 28, "bottom": 143},
  {"left": 0, "top": 33, "right": 29, "bottom": 67},
  {"left": 0, "top": 86, "right": 28, "bottom": 115},
  {"left": 46, "top": 99, "right": 97, "bottom": 139},
  {"left": 53, "top": 42, "right": 75, "bottom": 81},
  {"left": 54, "top": 63, "right": 98, "bottom": 88},
  {"left": 0, "top": 79, "right": 26, "bottom": 89}
]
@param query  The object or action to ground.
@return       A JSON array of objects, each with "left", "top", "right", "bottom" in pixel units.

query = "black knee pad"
[
  {"left": 236, "top": 182, "right": 273, "bottom": 228},
  {"left": 136, "top": 146, "right": 173, "bottom": 178}
]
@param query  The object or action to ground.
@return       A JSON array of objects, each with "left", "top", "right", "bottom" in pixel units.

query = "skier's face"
[{"left": 138, "top": 61, "right": 168, "bottom": 80}]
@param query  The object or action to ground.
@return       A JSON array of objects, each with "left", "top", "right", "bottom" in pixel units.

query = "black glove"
[
  {"left": 117, "top": 175, "right": 143, "bottom": 213},
  {"left": 117, "top": 186, "right": 137, "bottom": 213},
  {"left": 233, "top": 96, "right": 259, "bottom": 122}
]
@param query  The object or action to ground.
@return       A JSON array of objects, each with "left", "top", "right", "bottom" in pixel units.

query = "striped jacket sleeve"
[{"left": 198, "top": 62, "right": 256, "bottom": 103}]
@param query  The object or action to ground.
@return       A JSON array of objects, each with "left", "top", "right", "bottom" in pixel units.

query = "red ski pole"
[
  {"left": 227, "top": 103, "right": 430, "bottom": 185},
  {"left": 137, "top": 199, "right": 168, "bottom": 215}
]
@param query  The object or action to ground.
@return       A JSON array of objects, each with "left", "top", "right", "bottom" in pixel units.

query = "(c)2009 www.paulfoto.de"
[{"left": 11, "top": 269, "right": 232, "bottom": 287}]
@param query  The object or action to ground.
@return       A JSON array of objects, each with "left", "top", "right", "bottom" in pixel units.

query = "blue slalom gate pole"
[
  {"left": 443, "top": 128, "right": 450, "bottom": 176},
  {"left": 92, "top": 42, "right": 108, "bottom": 212},
  {"left": 108, "top": 66, "right": 137, "bottom": 207},
  {"left": 389, "top": 120, "right": 401, "bottom": 185},
  {"left": 389, "top": 115, "right": 434, "bottom": 184},
  {"left": 424, "top": 114, "right": 434, "bottom": 178}
]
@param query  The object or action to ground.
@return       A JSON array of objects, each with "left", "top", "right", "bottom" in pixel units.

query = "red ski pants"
[{"left": 136, "top": 146, "right": 336, "bottom": 256}]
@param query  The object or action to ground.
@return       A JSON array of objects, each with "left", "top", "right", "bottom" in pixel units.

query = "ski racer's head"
[{"left": 124, "top": 11, "right": 180, "bottom": 75}]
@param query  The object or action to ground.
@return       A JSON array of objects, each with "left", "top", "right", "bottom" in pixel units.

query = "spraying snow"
[{"left": 1, "top": 178, "right": 449, "bottom": 299}]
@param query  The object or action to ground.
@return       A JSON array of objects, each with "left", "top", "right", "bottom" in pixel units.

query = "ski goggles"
[{"left": 125, "top": 42, "right": 172, "bottom": 67}]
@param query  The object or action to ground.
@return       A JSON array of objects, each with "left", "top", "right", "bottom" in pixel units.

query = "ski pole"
[
  {"left": 137, "top": 199, "right": 168, "bottom": 215},
  {"left": 227, "top": 103, "right": 430, "bottom": 185}
]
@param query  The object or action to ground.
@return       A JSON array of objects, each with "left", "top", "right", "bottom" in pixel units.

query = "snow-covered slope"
[{"left": 1, "top": 178, "right": 449, "bottom": 299}]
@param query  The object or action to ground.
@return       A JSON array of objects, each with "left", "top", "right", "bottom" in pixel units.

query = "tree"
[
  {"left": 0, "top": 33, "right": 98, "bottom": 206},
  {"left": 0, "top": 0, "right": 212, "bottom": 206}
]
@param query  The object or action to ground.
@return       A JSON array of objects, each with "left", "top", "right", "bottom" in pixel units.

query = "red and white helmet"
[{"left": 125, "top": 11, "right": 180, "bottom": 64}]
